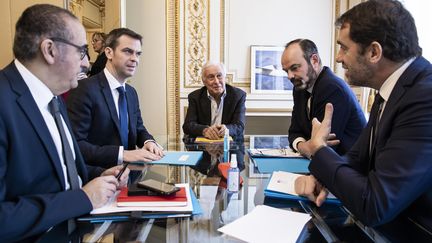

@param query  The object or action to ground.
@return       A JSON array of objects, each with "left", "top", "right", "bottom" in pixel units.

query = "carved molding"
[
  {"left": 166, "top": 0, "right": 181, "bottom": 147},
  {"left": 184, "top": 0, "right": 209, "bottom": 88}
]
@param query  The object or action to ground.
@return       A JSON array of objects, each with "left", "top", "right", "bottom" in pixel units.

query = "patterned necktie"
[
  {"left": 368, "top": 93, "right": 384, "bottom": 167},
  {"left": 48, "top": 97, "right": 79, "bottom": 234},
  {"left": 117, "top": 86, "right": 128, "bottom": 148}
]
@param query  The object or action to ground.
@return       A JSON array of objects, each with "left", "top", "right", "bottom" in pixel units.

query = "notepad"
[
  {"left": 248, "top": 148, "right": 302, "bottom": 158},
  {"left": 132, "top": 151, "right": 203, "bottom": 166},
  {"left": 194, "top": 136, "right": 233, "bottom": 144}
]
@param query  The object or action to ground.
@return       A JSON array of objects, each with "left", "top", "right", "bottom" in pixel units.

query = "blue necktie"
[{"left": 117, "top": 86, "right": 128, "bottom": 149}]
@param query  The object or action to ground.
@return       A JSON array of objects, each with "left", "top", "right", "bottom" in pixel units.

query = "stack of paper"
[
  {"left": 218, "top": 205, "right": 311, "bottom": 243},
  {"left": 117, "top": 187, "right": 188, "bottom": 207},
  {"left": 265, "top": 171, "right": 341, "bottom": 204}
]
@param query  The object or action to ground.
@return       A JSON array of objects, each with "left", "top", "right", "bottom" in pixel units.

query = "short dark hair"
[
  {"left": 105, "top": 28, "right": 142, "bottom": 49},
  {"left": 285, "top": 39, "right": 321, "bottom": 65},
  {"left": 335, "top": 0, "right": 421, "bottom": 62},
  {"left": 13, "top": 4, "right": 78, "bottom": 61}
]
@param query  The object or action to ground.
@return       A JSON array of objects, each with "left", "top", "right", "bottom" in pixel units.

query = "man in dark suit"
[
  {"left": 183, "top": 61, "right": 246, "bottom": 139},
  {"left": 0, "top": 4, "right": 129, "bottom": 242},
  {"left": 67, "top": 28, "right": 163, "bottom": 168},
  {"left": 295, "top": 0, "right": 432, "bottom": 232},
  {"left": 282, "top": 39, "right": 366, "bottom": 157}
]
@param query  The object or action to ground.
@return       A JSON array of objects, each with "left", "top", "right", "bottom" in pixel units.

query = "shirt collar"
[
  {"left": 104, "top": 68, "right": 126, "bottom": 90},
  {"left": 379, "top": 58, "right": 415, "bottom": 102},
  {"left": 14, "top": 59, "right": 55, "bottom": 110}
]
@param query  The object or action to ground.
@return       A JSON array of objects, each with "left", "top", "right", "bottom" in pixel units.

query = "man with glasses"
[
  {"left": 67, "top": 28, "right": 164, "bottom": 169},
  {"left": 0, "top": 4, "right": 129, "bottom": 242},
  {"left": 183, "top": 61, "right": 246, "bottom": 139},
  {"left": 282, "top": 39, "right": 366, "bottom": 157},
  {"left": 88, "top": 32, "right": 107, "bottom": 76}
]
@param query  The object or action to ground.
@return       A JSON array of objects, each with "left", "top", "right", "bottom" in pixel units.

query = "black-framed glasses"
[{"left": 50, "top": 37, "right": 88, "bottom": 60}]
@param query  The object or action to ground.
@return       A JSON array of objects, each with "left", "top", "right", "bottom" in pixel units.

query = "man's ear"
[
  {"left": 40, "top": 39, "right": 56, "bottom": 65},
  {"left": 105, "top": 47, "right": 113, "bottom": 60},
  {"left": 368, "top": 41, "right": 382, "bottom": 64},
  {"left": 310, "top": 53, "right": 320, "bottom": 70}
]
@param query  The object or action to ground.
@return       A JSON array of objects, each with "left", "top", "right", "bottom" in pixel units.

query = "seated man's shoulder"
[{"left": 226, "top": 84, "right": 246, "bottom": 96}]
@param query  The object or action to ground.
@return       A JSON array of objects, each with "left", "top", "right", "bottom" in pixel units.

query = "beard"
[
  {"left": 291, "top": 64, "right": 318, "bottom": 90},
  {"left": 344, "top": 55, "right": 373, "bottom": 87}
]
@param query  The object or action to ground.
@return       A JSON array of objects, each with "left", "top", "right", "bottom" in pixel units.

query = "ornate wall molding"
[
  {"left": 166, "top": 0, "right": 181, "bottom": 148},
  {"left": 184, "top": 0, "right": 209, "bottom": 88}
]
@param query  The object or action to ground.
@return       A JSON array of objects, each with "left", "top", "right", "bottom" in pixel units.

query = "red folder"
[{"left": 117, "top": 187, "right": 187, "bottom": 207}]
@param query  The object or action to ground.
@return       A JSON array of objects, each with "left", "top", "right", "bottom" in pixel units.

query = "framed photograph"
[{"left": 250, "top": 46, "right": 293, "bottom": 94}]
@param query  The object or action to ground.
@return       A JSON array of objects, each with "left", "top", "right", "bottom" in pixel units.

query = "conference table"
[{"left": 37, "top": 135, "right": 431, "bottom": 242}]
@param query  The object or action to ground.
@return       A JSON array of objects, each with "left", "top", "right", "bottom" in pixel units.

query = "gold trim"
[
  {"left": 166, "top": 0, "right": 181, "bottom": 148},
  {"left": 220, "top": 0, "right": 225, "bottom": 62}
]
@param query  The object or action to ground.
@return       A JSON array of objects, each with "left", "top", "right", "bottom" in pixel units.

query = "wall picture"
[{"left": 250, "top": 46, "right": 293, "bottom": 94}]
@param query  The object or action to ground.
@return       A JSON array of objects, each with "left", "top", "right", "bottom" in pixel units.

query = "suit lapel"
[
  {"left": 6, "top": 63, "right": 66, "bottom": 187},
  {"left": 201, "top": 90, "right": 212, "bottom": 125},
  {"left": 99, "top": 74, "right": 121, "bottom": 134}
]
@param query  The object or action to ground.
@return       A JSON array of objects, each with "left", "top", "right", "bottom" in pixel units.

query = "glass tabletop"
[{"left": 37, "top": 135, "right": 431, "bottom": 242}]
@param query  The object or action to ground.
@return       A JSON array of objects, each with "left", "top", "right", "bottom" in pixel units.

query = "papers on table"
[
  {"left": 265, "top": 171, "right": 340, "bottom": 204},
  {"left": 248, "top": 148, "right": 302, "bottom": 158},
  {"left": 90, "top": 183, "right": 193, "bottom": 215},
  {"left": 194, "top": 136, "right": 233, "bottom": 144},
  {"left": 132, "top": 151, "right": 203, "bottom": 166},
  {"left": 218, "top": 205, "right": 311, "bottom": 243}
]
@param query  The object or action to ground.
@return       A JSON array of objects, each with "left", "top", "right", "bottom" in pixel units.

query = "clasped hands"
[
  {"left": 295, "top": 103, "right": 336, "bottom": 206},
  {"left": 203, "top": 124, "right": 227, "bottom": 140}
]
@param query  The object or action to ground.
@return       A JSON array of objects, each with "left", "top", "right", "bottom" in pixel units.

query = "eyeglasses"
[{"left": 50, "top": 37, "right": 88, "bottom": 60}]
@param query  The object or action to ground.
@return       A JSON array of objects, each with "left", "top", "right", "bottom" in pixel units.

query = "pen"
[{"left": 116, "top": 162, "right": 129, "bottom": 181}]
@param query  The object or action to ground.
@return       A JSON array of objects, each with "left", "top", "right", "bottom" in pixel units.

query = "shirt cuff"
[
  {"left": 117, "top": 146, "right": 124, "bottom": 164},
  {"left": 292, "top": 137, "right": 307, "bottom": 152}
]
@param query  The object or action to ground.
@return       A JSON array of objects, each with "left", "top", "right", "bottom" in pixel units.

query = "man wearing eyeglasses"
[
  {"left": 0, "top": 4, "right": 130, "bottom": 242},
  {"left": 183, "top": 61, "right": 246, "bottom": 140},
  {"left": 67, "top": 28, "right": 164, "bottom": 169}
]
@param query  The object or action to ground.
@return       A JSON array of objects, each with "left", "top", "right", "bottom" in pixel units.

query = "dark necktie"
[
  {"left": 117, "top": 86, "right": 128, "bottom": 148},
  {"left": 48, "top": 97, "right": 79, "bottom": 233},
  {"left": 368, "top": 93, "right": 384, "bottom": 167}
]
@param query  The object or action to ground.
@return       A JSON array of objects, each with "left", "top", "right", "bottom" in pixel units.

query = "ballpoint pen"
[{"left": 116, "top": 162, "right": 129, "bottom": 181}]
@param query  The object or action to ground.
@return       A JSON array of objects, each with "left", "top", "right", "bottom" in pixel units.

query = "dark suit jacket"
[
  {"left": 182, "top": 84, "right": 246, "bottom": 138},
  {"left": 0, "top": 63, "right": 104, "bottom": 242},
  {"left": 67, "top": 71, "right": 154, "bottom": 168},
  {"left": 311, "top": 57, "right": 432, "bottom": 231},
  {"left": 88, "top": 52, "right": 107, "bottom": 77},
  {"left": 289, "top": 66, "right": 366, "bottom": 154}
]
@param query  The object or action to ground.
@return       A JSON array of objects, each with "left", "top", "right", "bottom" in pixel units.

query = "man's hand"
[
  {"left": 294, "top": 175, "right": 328, "bottom": 206},
  {"left": 309, "top": 103, "right": 339, "bottom": 156},
  {"left": 216, "top": 124, "right": 227, "bottom": 137},
  {"left": 102, "top": 165, "right": 130, "bottom": 188},
  {"left": 203, "top": 125, "right": 222, "bottom": 140},
  {"left": 124, "top": 148, "right": 162, "bottom": 162},
  {"left": 144, "top": 141, "right": 164, "bottom": 157},
  {"left": 82, "top": 176, "right": 118, "bottom": 208},
  {"left": 298, "top": 133, "right": 340, "bottom": 159}
]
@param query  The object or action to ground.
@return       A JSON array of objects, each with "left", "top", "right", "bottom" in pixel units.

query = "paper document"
[
  {"left": 132, "top": 151, "right": 203, "bottom": 166},
  {"left": 248, "top": 148, "right": 302, "bottom": 158},
  {"left": 266, "top": 171, "right": 339, "bottom": 202},
  {"left": 218, "top": 205, "right": 311, "bottom": 243}
]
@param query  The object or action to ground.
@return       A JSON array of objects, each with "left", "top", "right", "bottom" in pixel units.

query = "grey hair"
[{"left": 201, "top": 61, "right": 226, "bottom": 81}]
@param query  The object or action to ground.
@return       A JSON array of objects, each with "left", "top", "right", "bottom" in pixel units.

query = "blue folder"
[
  {"left": 133, "top": 151, "right": 203, "bottom": 166},
  {"left": 251, "top": 157, "right": 310, "bottom": 174},
  {"left": 264, "top": 189, "right": 341, "bottom": 205}
]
